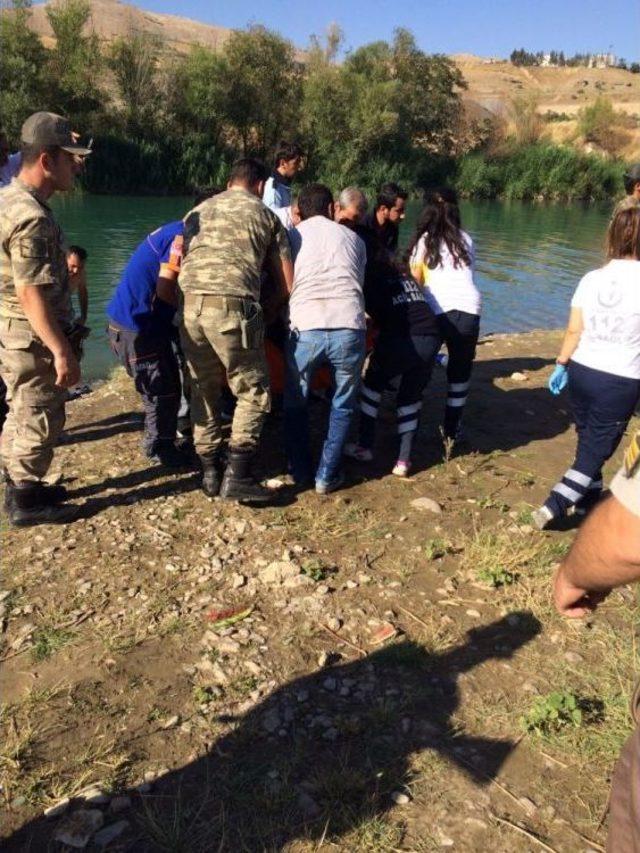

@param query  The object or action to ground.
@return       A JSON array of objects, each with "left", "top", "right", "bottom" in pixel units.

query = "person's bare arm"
[
  {"left": 17, "top": 285, "right": 80, "bottom": 387},
  {"left": 554, "top": 494, "right": 640, "bottom": 618},
  {"left": 556, "top": 307, "right": 583, "bottom": 364},
  {"left": 156, "top": 237, "right": 182, "bottom": 308}
]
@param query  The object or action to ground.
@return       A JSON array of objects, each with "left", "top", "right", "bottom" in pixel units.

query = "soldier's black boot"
[
  {"left": 34, "top": 482, "right": 68, "bottom": 505},
  {"left": 219, "top": 447, "right": 273, "bottom": 505},
  {"left": 5, "top": 482, "right": 78, "bottom": 527},
  {"left": 200, "top": 454, "right": 224, "bottom": 498}
]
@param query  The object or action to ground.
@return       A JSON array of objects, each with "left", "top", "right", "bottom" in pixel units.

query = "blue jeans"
[{"left": 284, "top": 329, "right": 366, "bottom": 486}]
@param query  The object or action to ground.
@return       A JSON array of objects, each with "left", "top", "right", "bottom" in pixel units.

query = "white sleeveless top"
[{"left": 409, "top": 230, "right": 481, "bottom": 316}]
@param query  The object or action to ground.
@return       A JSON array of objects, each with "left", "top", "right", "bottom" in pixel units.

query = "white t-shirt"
[
  {"left": 0, "top": 153, "right": 21, "bottom": 188},
  {"left": 409, "top": 230, "right": 481, "bottom": 316},
  {"left": 571, "top": 259, "right": 640, "bottom": 380},
  {"left": 289, "top": 216, "right": 366, "bottom": 331}
]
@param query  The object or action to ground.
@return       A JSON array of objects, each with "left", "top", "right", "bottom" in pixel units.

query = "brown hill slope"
[
  {"left": 29, "top": 0, "right": 232, "bottom": 52},
  {"left": 23, "top": 0, "right": 640, "bottom": 156}
]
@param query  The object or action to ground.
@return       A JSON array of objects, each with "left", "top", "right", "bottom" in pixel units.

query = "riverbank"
[{"left": 2, "top": 330, "right": 637, "bottom": 852}]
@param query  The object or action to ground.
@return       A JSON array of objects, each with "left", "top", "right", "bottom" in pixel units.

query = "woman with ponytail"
[{"left": 408, "top": 188, "right": 481, "bottom": 444}]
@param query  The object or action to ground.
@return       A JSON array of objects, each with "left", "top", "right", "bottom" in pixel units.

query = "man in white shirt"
[
  {"left": 284, "top": 183, "right": 367, "bottom": 494},
  {"left": 0, "top": 130, "right": 22, "bottom": 188}
]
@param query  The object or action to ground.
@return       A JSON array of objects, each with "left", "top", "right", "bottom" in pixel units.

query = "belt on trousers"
[
  {"left": 0, "top": 316, "right": 74, "bottom": 336},
  {"left": 183, "top": 294, "right": 254, "bottom": 312}
]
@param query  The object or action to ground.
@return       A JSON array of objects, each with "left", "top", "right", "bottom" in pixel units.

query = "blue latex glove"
[{"left": 548, "top": 364, "right": 568, "bottom": 395}]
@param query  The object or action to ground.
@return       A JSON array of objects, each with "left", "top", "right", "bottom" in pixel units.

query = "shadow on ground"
[
  {"left": 60, "top": 412, "right": 144, "bottom": 445},
  {"left": 339, "top": 355, "right": 570, "bottom": 482},
  {"left": 3, "top": 612, "right": 541, "bottom": 851}
]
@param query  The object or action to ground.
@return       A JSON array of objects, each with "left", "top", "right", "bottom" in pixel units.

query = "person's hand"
[
  {"left": 53, "top": 348, "right": 81, "bottom": 388},
  {"left": 548, "top": 364, "right": 568, "bottom": 395},
  {"left": 553, "top": 565, "right": 610, "bottom": 618}
]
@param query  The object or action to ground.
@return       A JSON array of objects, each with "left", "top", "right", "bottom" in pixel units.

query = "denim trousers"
[{"left": 284, "top": 328, "right": 366, "bottom": 485}]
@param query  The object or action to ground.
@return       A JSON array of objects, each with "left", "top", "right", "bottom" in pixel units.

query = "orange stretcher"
[{"left": 264, "top": 323, "right": 377, "bottom": 396}]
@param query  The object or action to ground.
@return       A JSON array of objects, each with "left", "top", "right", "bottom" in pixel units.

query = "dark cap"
[
  {"left": 624, "top": 163, "right": 640, "bottom": 183},
  {"left": 21, "top": 112, "right": 92, "bottom": 156}
]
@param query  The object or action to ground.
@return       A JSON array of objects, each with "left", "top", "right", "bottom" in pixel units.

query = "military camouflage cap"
[{"left": 21, "top": 112, "right": 92, "bottom": 155}]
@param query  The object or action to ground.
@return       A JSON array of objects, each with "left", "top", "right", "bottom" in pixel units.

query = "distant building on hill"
[{"left": 589, "top": 53, "right": 617, "bottom": 69}]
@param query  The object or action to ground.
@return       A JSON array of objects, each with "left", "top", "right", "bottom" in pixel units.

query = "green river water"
[{"left": 51, "top": 194, "right": 615, "bottom": 380}]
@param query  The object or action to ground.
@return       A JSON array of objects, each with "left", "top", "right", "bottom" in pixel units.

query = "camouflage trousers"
[
  {"left": 0, "top": 318, "right": 68, "bottom": 483},
  {"left": 180, "top": 294, "right": 270, "bottom": 458},
  {"left": 607, "top": 681, "right": 640, "bottom": 852}
]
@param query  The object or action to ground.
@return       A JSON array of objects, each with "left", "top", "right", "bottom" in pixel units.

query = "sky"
[{"left": 133, "top": 0, "right": 640, "bottom": 62}]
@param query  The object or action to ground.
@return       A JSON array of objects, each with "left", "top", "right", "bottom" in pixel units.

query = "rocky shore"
[{"left": 1, "top": 330, "right": 637, "bottom": 852}]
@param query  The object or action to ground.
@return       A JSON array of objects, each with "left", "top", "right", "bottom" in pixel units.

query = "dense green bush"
[{"left": 456, "top": 143, "right": 625, "bottom": 201}]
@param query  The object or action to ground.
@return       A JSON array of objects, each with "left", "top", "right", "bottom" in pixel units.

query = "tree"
[
  {"left": 578, "top": 96, "right": 628, "bottom": 156},
  {"left": 0, "top": 0, "right": 47, "bottom": 140},
  {"left": 221, "top": 26, "right": 301, "bottom": 157},
  {"left": 509, "top": 93, "right": 544, "bottom": 145},
  {"left": 165, "top": 46, "right": 228, "bottom": 143},
  {"left": 108, "top": 31, "right": 162, "bottom": 135},
  {"left": 45, "top": 0, "right": 104, "bottom": 123},
  {"left": 300, "top": 28, "right": 353, "bottom": 184}
]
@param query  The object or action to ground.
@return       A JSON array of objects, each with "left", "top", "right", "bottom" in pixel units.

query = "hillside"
[
  {"left": 28, "top": 0, "right": 233, "bottom": 53},
  {"left": 15, "top": 0, "right": 640, "bottom": 160}
]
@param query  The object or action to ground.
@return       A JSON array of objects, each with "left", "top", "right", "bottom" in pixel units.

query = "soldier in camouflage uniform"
[
  {"left": 179, "top": 158, "right": 293, "bottom": 503},
  {"left": 0, "top": 112, "right": 91, "bottom": 526}
]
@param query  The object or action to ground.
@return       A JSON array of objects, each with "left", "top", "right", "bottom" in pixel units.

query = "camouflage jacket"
[
  {"left": 179, "top": 188, "right": 290, "bottom": 301},
  {"left": 0, "top": 178, "right": 72, "bottom": 325}
]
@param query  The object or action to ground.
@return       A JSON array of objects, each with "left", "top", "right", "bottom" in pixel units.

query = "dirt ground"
[{"left": 1, "top": 329, "right": 638, "bottom": 852}]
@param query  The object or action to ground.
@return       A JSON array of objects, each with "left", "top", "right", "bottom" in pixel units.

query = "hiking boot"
[
  {"left": 200, "top": 454, "right": 225, "bottom": 498},
  {"left": 1, "top": 473, "right": 66, "bottom": 504},
  {"left": 34, "top": 482, "right": 68, "bottom": 505},
  {"left": 5, "top": 482, "right": 78, "bottom": 527},
  {"left": 219, "top": 447, "right": 273, "bottom": 505}
]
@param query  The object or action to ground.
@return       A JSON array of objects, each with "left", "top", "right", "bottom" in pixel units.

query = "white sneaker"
[
  {"left": 532, "top": 506, "right": 554, "bottom": 530},
  {"left": 392, "top": 460, "right": 411, "bottom": 477},
  {"left": 343, "top": 443, "right": 373, "bottom": 462}
]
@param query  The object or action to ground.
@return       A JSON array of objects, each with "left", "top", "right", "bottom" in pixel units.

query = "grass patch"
[
  {"left": 424, "top": 538, "right": 451, "bottom": 560},
  {"left": 31, "top": 626, "right": 74, "bottom": 662},
  {"left": 522, "top": 691, "right": 585, "bottom": 735},
  {"left": 477, "top": 565, "right": 518, "bottom": 588},
  {"left": 301, "top": 558, "right": 335, "bottom": 583},
  {"left": 345, "top": 814, "right": 405, "bottom": 851}
]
